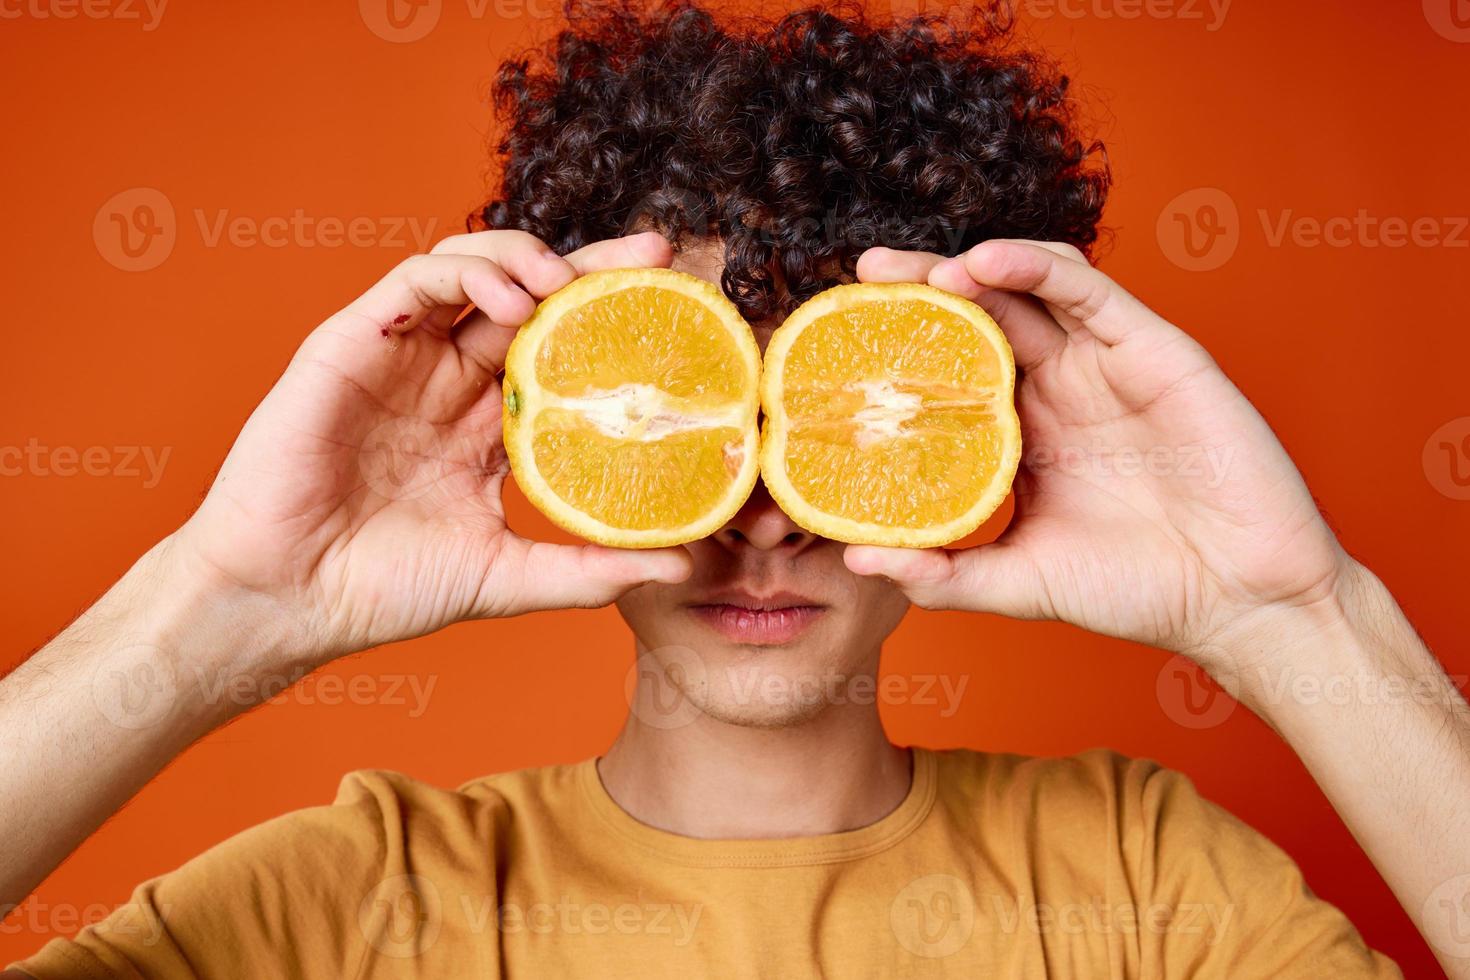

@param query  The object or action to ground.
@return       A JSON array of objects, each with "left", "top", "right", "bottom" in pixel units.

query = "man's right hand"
[
  {"left": 173, "top": 229, "right": 691, "bottom": 667},
  {"left": 1, "top": 231, "right": 692, "bottom": 910}
]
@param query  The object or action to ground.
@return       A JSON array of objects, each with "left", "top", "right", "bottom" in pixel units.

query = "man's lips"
[{"left": 686, "top": 591, "right": 827, "bottom": 645}]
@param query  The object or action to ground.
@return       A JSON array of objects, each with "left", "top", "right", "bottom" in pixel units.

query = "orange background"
[{"left": 2, "top": 0, "right": 1467, "bottom": 975}]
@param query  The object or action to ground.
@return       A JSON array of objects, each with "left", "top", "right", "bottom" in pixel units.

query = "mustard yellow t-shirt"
[{"left": 11, "top": 748, "right": 1399, "bottom": 978}]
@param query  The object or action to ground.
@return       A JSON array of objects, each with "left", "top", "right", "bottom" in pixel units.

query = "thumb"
[
  {"left": 843, "top": 543, "right": 1045, "bottom": 619},
  {"left": 488, "top": 538, "right": 693, "bottom": 616}
]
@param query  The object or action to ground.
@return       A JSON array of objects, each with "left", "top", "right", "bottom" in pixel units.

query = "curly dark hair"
[{"left": 473, "top": 0, "right": 1108, "bottom": 321}]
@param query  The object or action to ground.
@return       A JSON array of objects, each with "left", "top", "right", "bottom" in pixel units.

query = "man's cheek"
[
  {"left": 855, "top": 576, "right": 911, "bottom": 631},
  {"left": 849, "top": 567, "right": 898, "bottom": 602},
  {"left": 614, "top": 585, "right": 666, "bottom": 630}
]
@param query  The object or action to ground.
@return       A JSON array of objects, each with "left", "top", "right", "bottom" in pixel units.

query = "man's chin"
[
  {"left": 688, "top": 691, "right": 833, "bottom": 730},
  {"left": 660, "top": 633, "right": 861, "bottom": 730}
]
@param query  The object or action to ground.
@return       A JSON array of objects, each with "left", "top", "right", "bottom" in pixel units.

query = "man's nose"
[{"left": 713, "top": 481, "right": 817, "bottom": 553}]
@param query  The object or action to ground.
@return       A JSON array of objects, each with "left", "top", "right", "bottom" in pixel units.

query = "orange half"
[
  {"left": 759, "top": 282, "right": 1021, "bottom": 547},
  {"left": 502, "top": 268, "right": 761, "bottom": 548}
]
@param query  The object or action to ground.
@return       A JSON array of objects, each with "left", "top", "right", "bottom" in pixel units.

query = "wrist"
[
  {"left": 1203, "top": 560, "right": 1447, "bottom": 734},
  {"left": 1213, "top": 586, "right": 1357, "bottom": 727},
  {"left": 96, "top": 535, "right": 322, "bottom": 730},
  {"left": 1179, "top": 553, "right": 1355, "bottom": 679}
]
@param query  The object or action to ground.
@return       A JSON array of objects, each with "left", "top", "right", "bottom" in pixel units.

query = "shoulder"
[
  {"left": 922, "top": 746, "right": 1263, "bottom": 881},
  {"left": 285, "top": 762, "right": 584, "bottom": 853},
  {"left": 15, "top": 765, "right": 582, "bottom": 975},
  {"left": 930, "top": 746, "right": 1291, "bottom": 867},
  {"left": 316, "top": 761, "right": 583, "bottom": 817},
  {"left": 454, "top": 759, "right": 584, "bottom": 808},
  {"left": 924, "top": 745, "right": 1188, "bottom": 824},
  {"left": 921, "top": 747, "right": 1399, "bottom": 976},
  {"left": 146, "top": 763, "right": 580, "bottom": 894}
]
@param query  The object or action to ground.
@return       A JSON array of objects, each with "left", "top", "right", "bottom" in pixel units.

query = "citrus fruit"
[
  {"left": 501, "top": 267, "right": 761, "bottom": 548},
  {"left": 759, "top": 282, "right": 1021, "bottom": 547}
]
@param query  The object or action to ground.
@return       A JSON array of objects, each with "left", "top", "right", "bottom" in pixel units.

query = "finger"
[
  {"left": 489, "top": 538, "right": 693, "bottom": 615},
  {"left": 562, "top": 231, "right": 674, "bottom": 277},
  {"left": 1015, "top": 240, "right": 1090, "bottom": 263},
  {"left": 854, "top": 246, "right": 949, "bottom": 285},
  {"left": 430, "top": 230, "right": 577, "bottom": 299},
  {"left": 421, "top": 260, "right": 537, "bottom": 339},
  {"left": 447, "top": 232, "right": 676, "bottom": 374},
  {"left": 924, "top": 252, "right": 991, "bottom": 301},
  {"left": 960, "top": 240, "right": 1166, "bottom": 346},
  {"left": 927, "top": 256, "right": 1067, "bottom": 372},
  {"left": 339, "top": 254, "right": 536, "bottom": 339},
  {"left": 843, "top": 542, "right": 1047, "bottom": 621},
  {"left": 856, "top": 246, "right": 1066, "bottom": 374},
  {"left": 450, "top": 313, "right": 518, "bottom": 376}
]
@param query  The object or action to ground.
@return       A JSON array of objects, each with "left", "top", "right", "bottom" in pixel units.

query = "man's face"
[{"left": 614, "top": 241, "right": 910, "bottom": 729}]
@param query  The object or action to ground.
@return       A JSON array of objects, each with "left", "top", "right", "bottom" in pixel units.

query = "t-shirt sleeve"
[
  {"left": 1114, "top": 755, "right": 1402, "bottom": 978},
  {"left": 6, "top": 770, "right": 403, "bottom": 980}
]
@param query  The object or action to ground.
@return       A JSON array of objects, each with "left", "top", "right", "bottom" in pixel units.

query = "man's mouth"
[{"left": 686, "top": 590, "right": 826, "bottom": 645}]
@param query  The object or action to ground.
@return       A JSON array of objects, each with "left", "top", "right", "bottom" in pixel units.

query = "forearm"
[
  {"left": 0, "top": 535, "right": 304, "bottom": 910},
  {"left": 1231, "top": 560, "right": 1470, "bottom": 977}
]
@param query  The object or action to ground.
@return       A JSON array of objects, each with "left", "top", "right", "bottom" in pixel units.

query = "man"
[{"left": 3, "top": 3, "right": 1466, "bottom": 977}]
